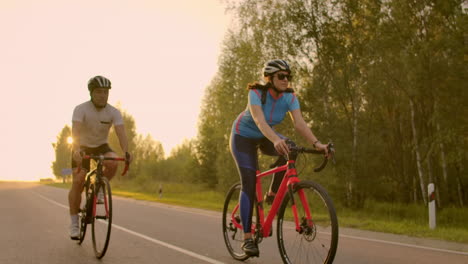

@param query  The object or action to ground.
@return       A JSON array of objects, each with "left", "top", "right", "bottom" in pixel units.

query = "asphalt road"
[{"left": 1, "top": 182, "right": 467, "bottom": 264}]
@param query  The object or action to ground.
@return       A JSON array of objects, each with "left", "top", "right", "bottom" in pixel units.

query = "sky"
[{"left": 0, "top": 0, "right": 231, "bottom": 181}]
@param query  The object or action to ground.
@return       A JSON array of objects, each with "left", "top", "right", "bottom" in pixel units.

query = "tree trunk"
[
  {"left": 456, "top": 150, "right": 465, "bottom": 207},
  {"left": 347, "top": 94, "right": 359, "bottom": 207},
  {"left": 410, "top": 99, "right": 427, "bottom": 203},
  {"left": 436, "top": 122, "right": 448, "bottom": 206},
  {"left": 457, "top": 175, "right": 464, "bottom": 207},
  {"left": 426, "top": 156, "right": 441, "bottom": 207}
]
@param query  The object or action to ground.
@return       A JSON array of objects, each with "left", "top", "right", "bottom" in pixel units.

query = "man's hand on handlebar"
[
  {"left": 72, "top": 150, "right": 83, "bottom": 165},
  {"left": 125, "top": 152, "right": 133, "bottom": 163}
]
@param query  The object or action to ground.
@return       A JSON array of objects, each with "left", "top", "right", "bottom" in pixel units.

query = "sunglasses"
[{"left": 276, "top": 73, "right": 293, "bottom": 81}]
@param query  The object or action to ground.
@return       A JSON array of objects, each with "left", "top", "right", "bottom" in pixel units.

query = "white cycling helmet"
[
  {"left": 88, "top": 75, "right": 111, "bottom": 92},
  {"left": 263, "top": 59, "right": 291, "bottom": 76}
]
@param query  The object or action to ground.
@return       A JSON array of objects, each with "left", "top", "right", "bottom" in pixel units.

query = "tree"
[
  {"left": 131, "top": 134, "right": 165, "bottom": 183},
  {"left": 196, "top": 29, "right": 267, "bottom": 190},
  {"left": 51, "top": 125, "right": 72, "bottom": 181},
  {"left": 108, "top": 104, "right": 138, "bottom": 178},
  {"left": 212, "top": 0, "right": 467, "bottom": 207},
  {"left": 164, "top": 138, "right": 200, "bottom": 183}
]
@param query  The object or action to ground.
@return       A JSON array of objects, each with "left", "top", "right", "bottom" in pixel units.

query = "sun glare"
[{"left": 67, "top": 136, "right": 73, "bottom": 145}]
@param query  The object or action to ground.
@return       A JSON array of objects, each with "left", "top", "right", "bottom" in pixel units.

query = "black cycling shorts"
[{"left": 71, "top": 144, "right": 114, "bottom": 171}]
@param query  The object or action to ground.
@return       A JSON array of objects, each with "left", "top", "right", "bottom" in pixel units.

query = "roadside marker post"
[{"left": 428, "top": 183, "right": 436, "bottom": 229}]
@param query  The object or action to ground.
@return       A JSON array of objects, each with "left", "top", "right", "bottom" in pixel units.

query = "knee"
[
  {"left": 103, "top": 152, "right": 118, "bottom": 169},
  {"left": 104, "top": 160, "right": 118, "bottom": 170}
]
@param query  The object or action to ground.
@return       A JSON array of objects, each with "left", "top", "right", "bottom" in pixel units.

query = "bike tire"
[
  {"left": 277, "top": 180, "right": 338, "bottom": 264},
  {"left": 91, "top": 177, "right": 112, "bottom": 259},
  {"left": 78, "top": 182, "right": 93, "bottom": 245},
  {"left": 222, "top": 183, "right": 249, "bottom": 260},
  {"left": 222, "top": 182, "right": 261, "bottom": 260}
]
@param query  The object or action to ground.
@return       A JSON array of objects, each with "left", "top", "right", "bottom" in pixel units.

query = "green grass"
[
  {"left": 47, "top": 181, "right": 468, "bottom": 243},
  {"left": 338, "top": 213, "right": 468, "bottom": 243},
  {"left": 336, "top": 200, "right": 468, "bottom": 243}
]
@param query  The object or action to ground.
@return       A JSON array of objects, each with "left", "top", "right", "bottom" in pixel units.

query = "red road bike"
[
  {"left": 77, "top": 153, "right": 130, "bottom": 259},
  {"left": 222, "top": 143, "right": 338, "bottom": 264}
]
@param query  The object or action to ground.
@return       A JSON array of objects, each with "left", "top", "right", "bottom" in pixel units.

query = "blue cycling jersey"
[{"left": 232, "top": 89, "right": 300, "bottom": 138}]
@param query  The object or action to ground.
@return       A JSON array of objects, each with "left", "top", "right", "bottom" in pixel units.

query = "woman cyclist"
[{"left": 229, "top": 59, "right": 330, "bottom": 256}]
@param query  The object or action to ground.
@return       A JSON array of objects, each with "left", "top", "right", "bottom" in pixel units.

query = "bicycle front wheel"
[
  {"left": 91, "top": 177, "right": 112, "bottom": 259},
  {"left": 277, "top": 180, "right": 338, "bottom": 264}
]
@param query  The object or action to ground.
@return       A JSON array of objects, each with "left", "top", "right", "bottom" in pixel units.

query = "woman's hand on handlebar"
[
  {"left": 315, "top": 142, "right": 331, "bottom": 158},
  {"left": 274, "top": 139, "right": 290, "bottom": 156}
]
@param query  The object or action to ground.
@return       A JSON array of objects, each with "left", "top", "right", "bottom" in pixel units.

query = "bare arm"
[
  {"left": 250, "top": 104, "right": 289, "bottom": 155},
  {"left": 71, "top": 121, "right": 82, "bottom": 163},
  {"left": 72, "top": 121, "right": 82, "bottom": 150},
  {"left": 289, "top": 109, "right": 329, "bottom": 154},
  {"left": 114, "top": 124, "right": 128, "bottom": 153}
]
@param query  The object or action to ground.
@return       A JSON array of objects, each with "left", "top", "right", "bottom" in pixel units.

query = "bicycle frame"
[
  {"left": 223, "top": 143, "right": 337, "bottom": 263},
  {"left": 85, "top": 161, "right": 108, "bottom": 219},
  {"left": 231, "top": 158, "right": 310, "bottom": 238},
  {"left": 77, "top": 153, "right": 129, "bottom": 259},
  {"left": 81, "top": 155, "right": 127, "bottom": 221}
]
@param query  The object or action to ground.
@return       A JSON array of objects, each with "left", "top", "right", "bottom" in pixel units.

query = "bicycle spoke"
[
  {"left": 277, "top": 181, "right": 338, "bottom": 264},
  {"left": 78, "top": 210, "right": 88, "bottom": 245},
  {"left": 78, "top": 184, "right": 92, "bottom": 245},
  {"left": 92, "top": 177, "right": 112, "bottom": 259},
  {"left": 222, "top": 183, "right": 250, "bottom": 261}
]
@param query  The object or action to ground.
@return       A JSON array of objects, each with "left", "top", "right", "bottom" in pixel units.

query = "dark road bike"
[
  {"left": 222, "top": 143, "right": 338, "bottom": 264},
  {"left": 77, "top": 153, "right": 130, "bottom": 259}
]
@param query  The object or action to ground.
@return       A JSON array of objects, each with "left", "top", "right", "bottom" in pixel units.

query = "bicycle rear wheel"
[
  {"left": 222, "top": 183, "right": 249, "bottom": 260},
  {"left": 222, "top": 183, "right": 261, "bottom": 260},
  {"left": 277, "top": 180, "right": 338, "bottom": 264},
  {"left": 78, "top": 182, "right": 93, "bottom": 245},
  {"left": 91, "top": 177, "right": 112, "bottom": 259}
]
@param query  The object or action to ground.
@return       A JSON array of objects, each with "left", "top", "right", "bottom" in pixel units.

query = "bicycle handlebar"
[
  {"left": 270, "top": 142, "right": 335, "bottom": 172},
  {"left": 76, "top": 152, "right": 131, "bottom": 176}
]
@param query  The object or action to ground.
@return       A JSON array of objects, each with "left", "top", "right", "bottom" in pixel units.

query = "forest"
[{"left": 53, "top": 0, "right": 467, "bottom": 210}]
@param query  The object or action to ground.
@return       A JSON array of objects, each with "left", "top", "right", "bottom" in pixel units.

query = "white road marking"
[
  {"left": 339, "top": 233, "right": 468, "bottom": 256},
  {"left": 34, "top": 192, "right": 225, "bottom": 264}
]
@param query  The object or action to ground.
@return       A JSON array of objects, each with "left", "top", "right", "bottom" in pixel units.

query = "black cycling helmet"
[
  {"left": 88, "top": 75, "right": 111, "bottom": 92},
  {"left": 263, "top": 59, "right": 291, "bottom": 77}
]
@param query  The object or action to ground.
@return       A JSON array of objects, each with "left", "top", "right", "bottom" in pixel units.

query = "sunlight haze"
[{"left": 0, "top": 0, "right": 230, "bottom": 181}]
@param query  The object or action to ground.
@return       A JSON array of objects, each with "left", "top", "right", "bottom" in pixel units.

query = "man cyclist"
[{"left": 68, "top": 75, "right": 131, "bottom": 240}]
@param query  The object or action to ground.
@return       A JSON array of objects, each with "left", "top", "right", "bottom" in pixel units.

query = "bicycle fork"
[
  {"left": 286, "top": 163, "right": 313, "bottom": 233},
  {"left": 94, "top": 181, "right": 110, "bottom": 220}
]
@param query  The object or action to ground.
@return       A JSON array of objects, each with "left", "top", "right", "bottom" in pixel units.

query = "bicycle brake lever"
[
  {"left": 121, "top": 152, "right": 131, "bottom": 176},
  {"left": 328, "top": 142, "right": 336, "bottom": 164}
]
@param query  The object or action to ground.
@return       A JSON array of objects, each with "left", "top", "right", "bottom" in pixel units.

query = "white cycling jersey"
[{"left": 72, "top": 101, "right": 123, "bottom": 148}]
